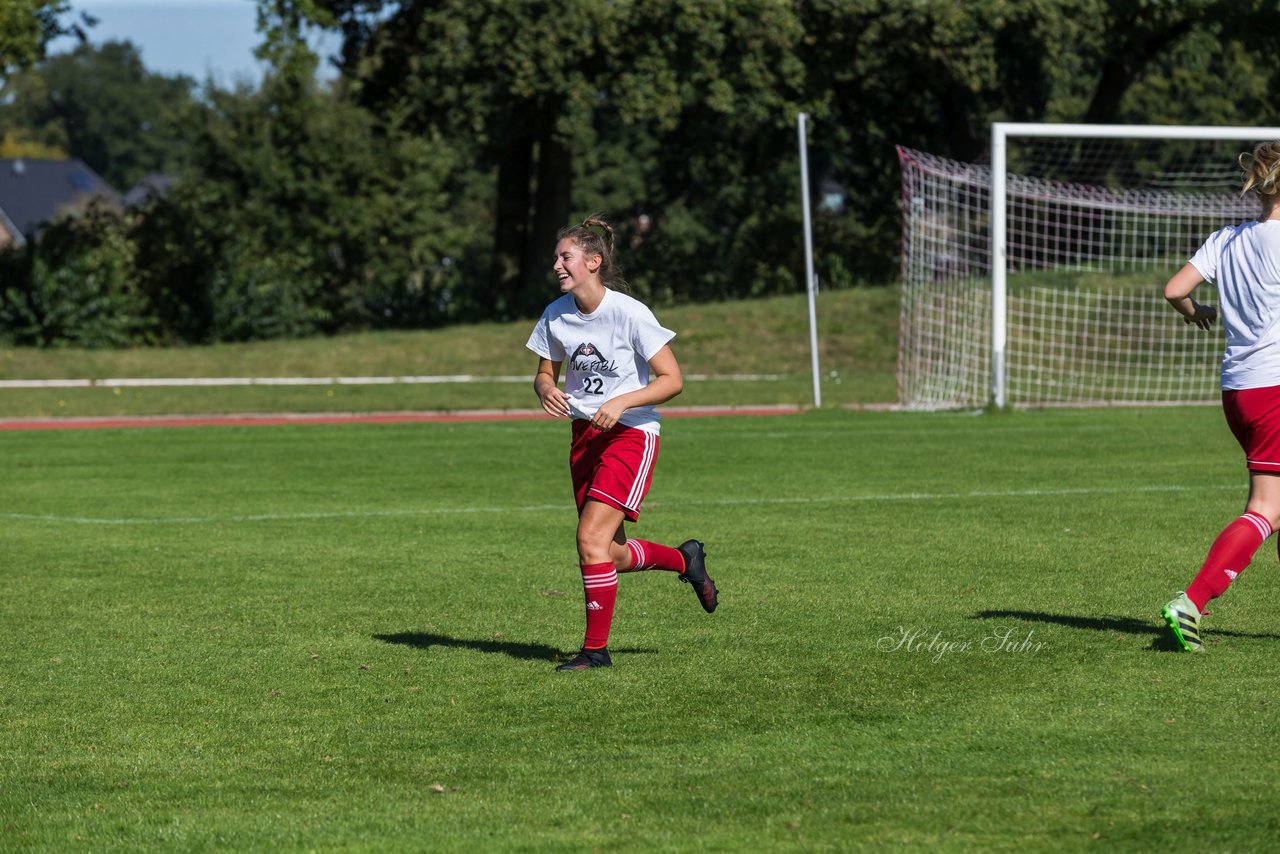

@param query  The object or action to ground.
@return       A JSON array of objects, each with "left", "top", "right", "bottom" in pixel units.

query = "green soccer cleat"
[{"left": 1162, "top": 592, "right": 1205, "bottom": 653}]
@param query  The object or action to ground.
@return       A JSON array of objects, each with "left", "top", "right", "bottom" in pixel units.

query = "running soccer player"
[
  {"left": 1162, "top": 141, "right": 1280, "bottom": 652},
  {"left": 527, "top": 215, "right": 718, "bottom": 671}
]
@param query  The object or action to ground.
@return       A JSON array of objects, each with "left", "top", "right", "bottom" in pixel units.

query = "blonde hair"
[
  {"left": 557, "top": 215, "right": 631, "bottom": 293},
  {"left": 1240, "top": 142, "right": 1280, "bottom": 211}
]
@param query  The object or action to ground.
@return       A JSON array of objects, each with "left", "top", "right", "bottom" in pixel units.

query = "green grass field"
[{"left": 6, "top": 405, "right": 1280, "bottom": 850}]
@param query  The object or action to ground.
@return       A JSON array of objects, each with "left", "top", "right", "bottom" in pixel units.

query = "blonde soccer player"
[
  {"left": 526, "top": 216, "right": 718, "bottom": 671},
  {"left": 1163, "top": 141, "right": 1280, "bottom": 652}
]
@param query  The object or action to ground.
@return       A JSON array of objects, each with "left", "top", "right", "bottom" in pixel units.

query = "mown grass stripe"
[{"left": 1, "top": 482, "right": 1239, "bottom": 526}]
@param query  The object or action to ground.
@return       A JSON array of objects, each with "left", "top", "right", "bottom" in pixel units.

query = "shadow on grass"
[
  {"left": 374, "top": 632, "right": 658, "bottom": 662},
  {"left": 972, "top": 609, "right": 1280, "bottom": 653}
]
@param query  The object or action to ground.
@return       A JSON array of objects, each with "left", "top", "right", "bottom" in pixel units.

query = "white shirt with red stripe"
[
  {"left": 526, "top": 288, "right": 676, "bottom": 434},
  {"left": 1189, "top": 219, "right": 1280, "bottom": 390}
]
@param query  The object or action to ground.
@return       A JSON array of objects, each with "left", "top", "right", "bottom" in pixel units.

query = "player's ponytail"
[
  {"left": 558, "top": 215, "right": 632, "bottom": 294},
  {"left": 1239, "top": 142, "right": 1280, "bottom": 211},
  {"left": 581, "top": 215, "right": 615, "bottom": 257}
]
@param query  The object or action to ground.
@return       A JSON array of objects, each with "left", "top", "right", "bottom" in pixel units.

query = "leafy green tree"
[
  {"left": 306, "top": 0, "right": 810, "bottom": 316},
  {"left": 132, "top": 35, "right": 468, "bottom": 342},
  {"left": 0, "top": 0, "right": 92, "bottom": 77},
  {"left": 794, "top": 1, "right": 1016, "bottom": 282},
  {"left": 0, "top": 40, "right": 198, "bottom": 190},
  {"left": 0, "top": 202, "right": 155, "bottom": 347},
  {"left": 316, "top": 0, "right": 611, "bottom": 317},
  {"left": 11, "top": 0, "right": 1280, "bottom": 351},
  {"left": 593, "top": 1, "right": 809, "bottom": 301},
  {"left": 129, "top": 180, "right": 331, "bottom": 343},
  {"left": 1051, "top": 0, "right": 1277, "bottom": 127},
  {"left": 796, "top": 0, "right": 1280, "bottom": 283}
]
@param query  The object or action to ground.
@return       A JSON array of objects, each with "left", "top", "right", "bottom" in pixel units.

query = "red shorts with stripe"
[
  {"left": 1223, "top": 385, "right": 1280, "bottom": 472},
  {"left": 570, "top": 420, "right": 659, "bottom": 522}
]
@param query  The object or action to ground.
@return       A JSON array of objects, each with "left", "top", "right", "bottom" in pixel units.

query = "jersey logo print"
[{"left": 570, "top": 342, "right": 618, "bottom": 374}]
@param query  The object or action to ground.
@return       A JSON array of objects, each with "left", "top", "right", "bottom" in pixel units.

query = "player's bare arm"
[
  {"left": 589, "top": 346, "right": 683, "bottom": 431},
  {"left": 1164, "top": 262, "right": 1217, "bottom": 330},
  {"left": 534, "top": 358, "right": 571, "bottom": 417}
]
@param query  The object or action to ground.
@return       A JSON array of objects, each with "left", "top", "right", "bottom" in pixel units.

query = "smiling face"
[{"left": 552, "top": 238, "right": 602, "bottom": 296}]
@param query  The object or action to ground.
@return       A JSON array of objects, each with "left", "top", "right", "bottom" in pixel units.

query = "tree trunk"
[
  {"left": 522, "top": 123, "right": 573, "bottom": 316},
  {"left": 1077, "top": 17, "right": 1196, "bottom": 183},
  {"left": 489, "top": 126, "right": 534, "bottom": 318}
]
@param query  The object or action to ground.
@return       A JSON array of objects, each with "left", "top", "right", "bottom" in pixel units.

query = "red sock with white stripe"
[
  {"left": 1186, "top": 511, "right": 1272, "bottom": 612},
  {"left": 623, "top": 539, "right": 686, "bottom": 573},
  {"left": 579, "top": 562, "right": 618, "bottom": 650}
]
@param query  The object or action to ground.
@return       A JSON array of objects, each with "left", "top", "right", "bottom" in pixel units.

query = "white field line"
[
  {"left": 2, "top": 482, "right": 1238, "bottom": 527},
  {"left": 0, "top": 373, "right": 786, "bottom": 389}
]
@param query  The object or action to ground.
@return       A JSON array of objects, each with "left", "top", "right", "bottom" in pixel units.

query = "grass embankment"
[{"left": 0, "top": 288, "right": 899, "bottom": 417}]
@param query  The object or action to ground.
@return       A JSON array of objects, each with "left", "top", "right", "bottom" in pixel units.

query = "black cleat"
[
  {"left": 555, "top": 647, "right": 613, "bottom": 671},
  {"left": 677, "top": 539, "right": 718, "bottom": 613}
]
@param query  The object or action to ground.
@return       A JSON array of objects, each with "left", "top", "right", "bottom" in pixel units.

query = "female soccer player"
[
  {"left": 1162, "top": 141, "right": 1280, "bottom": 652},
  {"left": 526, "top": 216, "right": 718, "bottom": 671}
]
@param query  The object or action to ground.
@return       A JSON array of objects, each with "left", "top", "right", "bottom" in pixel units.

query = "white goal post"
[{"left": 897, "top": 123, "right": 1280, "bottom": 410}]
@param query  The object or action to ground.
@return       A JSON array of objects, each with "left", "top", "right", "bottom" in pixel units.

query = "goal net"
[{"left": 897, "top": 126, "right": 1280, "bottom": 410}]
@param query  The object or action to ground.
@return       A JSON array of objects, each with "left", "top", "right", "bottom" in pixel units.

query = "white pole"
[
  {"left": 990, "top": 123, "right": 1008, "bottom": 409},
  {"left": 798, "top": 113, "right": 821, "bottom": 409}
]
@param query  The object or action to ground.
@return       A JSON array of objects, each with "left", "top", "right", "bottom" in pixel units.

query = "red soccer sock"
[
  {"left": 623, "top": 539, "right": 685, "bottom": 573},
  {"left": 579, "top": 561, "right": 618, "bottom": 650},
  {"left": 1185, "top": 512, "right": 1272, "bottom": 612}
]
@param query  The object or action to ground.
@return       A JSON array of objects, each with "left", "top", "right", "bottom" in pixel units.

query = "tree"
[
  {"left": 594, "top": 1, "right": 809, "bottom": 301},
  {"left": 302, "top": 0, "right": 810, "bottom": 316},
  {"left": 315, "top": 0, "right": 611, "bottom": 317},
  {"left": 0, "top": 0, "right": 93, "bottom": 77},
  {"left": 0, "top": 201, "right": 154, "bottom": 347},
  {"left": 0, "top": 40, "right": 198, "bottom": 190},
  {"left": 132, "top": 35, "right": 468, "bottom": 342},
  {"left": 796, "top": 0, "right": 1280, "bottom": 283}
]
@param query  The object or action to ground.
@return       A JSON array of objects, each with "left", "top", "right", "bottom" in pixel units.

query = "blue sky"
[{"left": 51, "top": 0, "right": 338, "bottom": 85}]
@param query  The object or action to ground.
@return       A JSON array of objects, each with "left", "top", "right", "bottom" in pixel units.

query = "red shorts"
[
  {"left": 1223, "top": 386, "right": 1280, "bottom": 472},
  {"left": 570, "top": 420, "right": 659, "bottom": 522}
]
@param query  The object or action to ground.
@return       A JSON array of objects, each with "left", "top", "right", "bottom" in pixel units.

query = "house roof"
[
  {"left": 123, "top": 173, "right": 173, "bottom": 209},
  {"left": 0, "top": 158, "right": 122, "bottom": 243},
  {"left": 0, "top": 204, "right": 24, "bottom": 249}
]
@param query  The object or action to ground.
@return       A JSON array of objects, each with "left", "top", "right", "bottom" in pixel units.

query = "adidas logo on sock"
[{"left": 586, "top": 600, "right": 603, "bottom": 611}]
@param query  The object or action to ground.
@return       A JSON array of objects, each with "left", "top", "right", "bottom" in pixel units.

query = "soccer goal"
[{"left": 897, "top": 123, "right": 1280, "bottom": 410}]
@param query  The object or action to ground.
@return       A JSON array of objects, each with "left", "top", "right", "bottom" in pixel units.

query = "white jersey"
[
  {"left": 1189, "top": 219, "right": 1280, "bottom": 389},
  {"left": 526, "top": 289, "right": 676, "bottom": 434}
]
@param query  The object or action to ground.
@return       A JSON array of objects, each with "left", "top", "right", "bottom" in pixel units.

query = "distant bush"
[
  {"left": 0, "top": 204, "right": 156, "bottom": 348},
  {"left": 205, "top": 241, "right": 329, "bottom": 342}
]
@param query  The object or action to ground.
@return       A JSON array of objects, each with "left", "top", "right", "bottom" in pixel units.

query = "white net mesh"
[{"left": 897, "top": 143, "right": 1261, "bottom": 409}]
